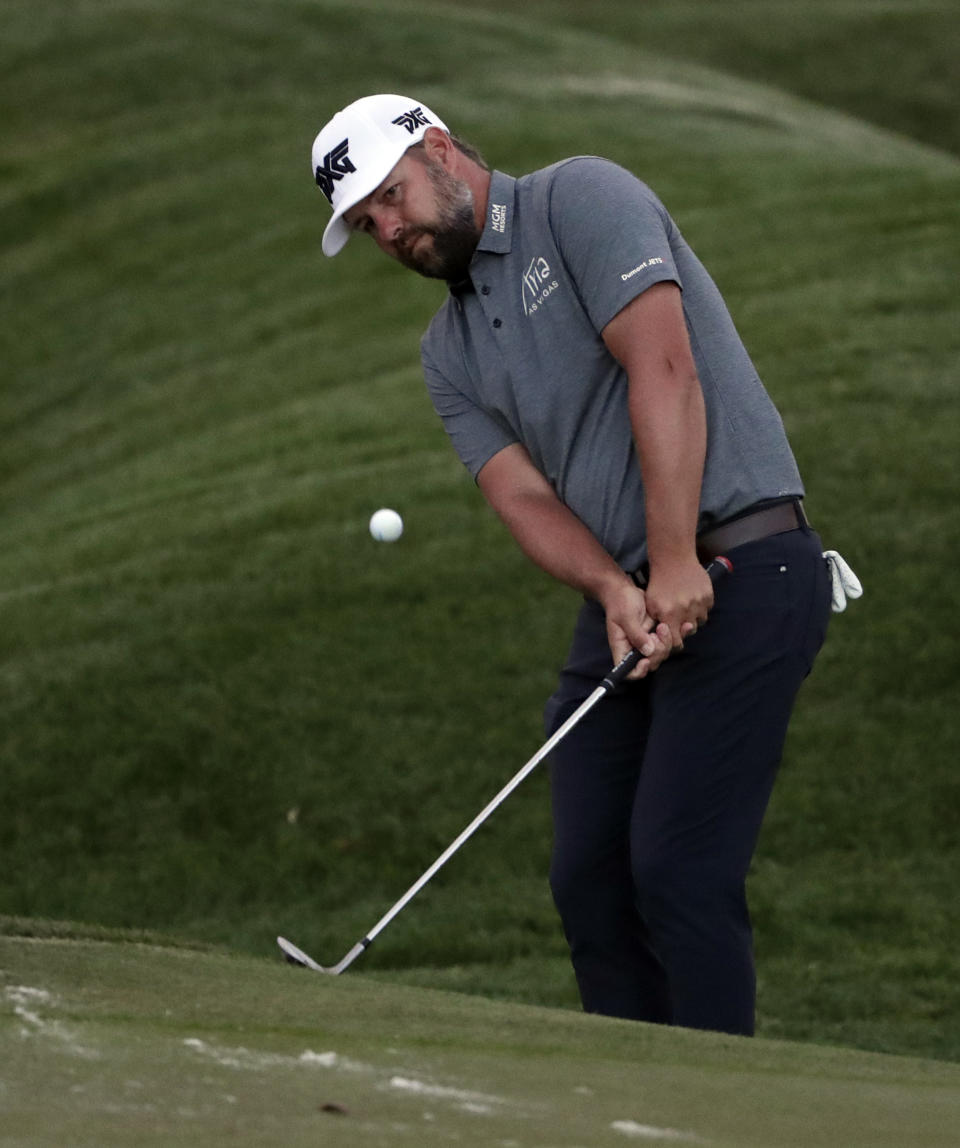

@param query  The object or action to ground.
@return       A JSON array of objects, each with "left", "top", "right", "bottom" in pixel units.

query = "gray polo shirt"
[{"left": 421, "top": 158, "right": 803, "bottom": 571}]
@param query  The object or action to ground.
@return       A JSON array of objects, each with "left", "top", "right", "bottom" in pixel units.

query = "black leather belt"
[
  {"left": 696, "top": 499, "right": 808, "bottom": 562},
  {"left": 632, "top": 500, "right": 808, "bottom": 586}
]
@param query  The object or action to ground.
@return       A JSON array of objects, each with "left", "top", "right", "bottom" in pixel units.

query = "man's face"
[{"left": 343, "top": 150, "right": 480, "bottom": 282}]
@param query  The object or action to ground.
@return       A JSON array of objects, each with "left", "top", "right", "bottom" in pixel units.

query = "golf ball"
[{"left": 369, "top": 508, "right": 404, "bottom": 542}]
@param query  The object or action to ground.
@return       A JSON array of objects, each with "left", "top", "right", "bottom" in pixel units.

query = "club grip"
[{"left": 600, "top": 556, "right": 733, "bottom": 691}]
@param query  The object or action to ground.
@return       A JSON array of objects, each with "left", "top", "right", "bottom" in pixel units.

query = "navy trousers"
[{"left": 545, "top": 527, "right": 831, "bottom": 1035}]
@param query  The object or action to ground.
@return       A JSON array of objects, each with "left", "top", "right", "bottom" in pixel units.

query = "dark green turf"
[{"left": 3, "top": 932, "right": 960, "bottom": 1147}]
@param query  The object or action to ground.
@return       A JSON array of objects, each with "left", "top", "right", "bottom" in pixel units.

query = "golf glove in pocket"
[{"left": 823, "top": 550, "right": 863, "bottom": 613}]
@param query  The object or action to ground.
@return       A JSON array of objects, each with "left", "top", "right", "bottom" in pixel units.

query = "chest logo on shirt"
[{"left": 521, "top": 256, "right": 560, "bottom": 317}]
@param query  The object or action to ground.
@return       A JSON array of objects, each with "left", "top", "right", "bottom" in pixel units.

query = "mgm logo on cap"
[{"left": 311, "top": 93, "right": 449, "bottom": 257}]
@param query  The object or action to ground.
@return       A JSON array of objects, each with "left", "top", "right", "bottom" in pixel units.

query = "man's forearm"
[
  {"left": 490, "top": 484, "right": 631, "bottom": 602},
  {"left": 630, "top": 364, "right": 707, "bottom": 574},
  {"left": 602, "top": 282, "right": 707, "bottom": 576},
  {"left": 477, "top": 441, "right": 671, "bottom": 673}
]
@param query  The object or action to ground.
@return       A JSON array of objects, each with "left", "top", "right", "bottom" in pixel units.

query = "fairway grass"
[{"left": 2, "top": 932, "right": 960, "bottom": 1148}]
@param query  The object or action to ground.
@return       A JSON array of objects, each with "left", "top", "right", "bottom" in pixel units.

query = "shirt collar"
[
  {"left": 475, "top": 170, "right": 515, "bottom": 255},
  {"left": 447, "top": 171, "right": 515, "bottom": 299}
]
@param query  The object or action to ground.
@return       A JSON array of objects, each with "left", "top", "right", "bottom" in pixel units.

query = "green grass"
[
  {"left": 444, "top": 0, "right": 960, "bottom": 157},
  {"left": 2, "top": 0, "right": 959, "bottom": 1066},
  {"left": 3, "top": 930, "right": 960, "bottom": 1147}
]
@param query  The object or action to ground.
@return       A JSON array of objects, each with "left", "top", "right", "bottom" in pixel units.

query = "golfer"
[{"left": 311, "top": 94, "right": 832, "bottom": 1035}]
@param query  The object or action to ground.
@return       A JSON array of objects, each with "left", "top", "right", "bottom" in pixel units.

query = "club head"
[
  {"left": 277, "top": 935, "right": 332, "bottom": 973},
  {"left": 277, "top": 934, "right": 370, "bottom": 976}
]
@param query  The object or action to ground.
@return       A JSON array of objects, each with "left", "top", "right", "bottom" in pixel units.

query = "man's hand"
[
  {"left": 474, "top": 444, "right": 711, "bottom": 680},
  {"left": 599, "top": 577, "right": 672, "bottom": 680},
  {"left": 644, "top": 557, "right": 715, "bottom": 651}
]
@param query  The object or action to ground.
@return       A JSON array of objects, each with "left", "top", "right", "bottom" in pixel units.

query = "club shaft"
[
  {"left": 288, "top": 556, "right": 731, "bottom": 974},
  {"left": 355, "top": 557, "right": 732, "bottom": 956},
  {"left": 354, "top": 682, "right": 609, "bottom": 959}
]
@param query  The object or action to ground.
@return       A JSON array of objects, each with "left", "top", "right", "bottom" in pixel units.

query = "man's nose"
[{"left": 372, "top": 208, "right": 402, "bottom": 246}]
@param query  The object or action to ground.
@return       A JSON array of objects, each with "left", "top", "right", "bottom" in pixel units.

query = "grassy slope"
[
  {"left": 445, "top": 0, "right": 960, "bottom": 157},
  {"left": 2, "top": 0, "right": 959, "bottom": 1060},
  {"left": 3, "top": 931, "right": 960, "bottom": 1148}
]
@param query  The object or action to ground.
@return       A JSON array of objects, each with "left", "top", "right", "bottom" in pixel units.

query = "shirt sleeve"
[
  {"left": 547, "top": 157, "right": 682, "bottom": 334},
  {"left": 421, "top": 337, "right": 518, "bottom": 480}
]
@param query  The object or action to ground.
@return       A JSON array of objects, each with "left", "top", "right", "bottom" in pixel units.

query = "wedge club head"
[{"left": 278, "top": 934, "right": 368, "bottom": 975}]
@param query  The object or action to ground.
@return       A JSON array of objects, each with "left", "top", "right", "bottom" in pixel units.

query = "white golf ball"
[{"left": 369, "top": 507, "right": 404, "bottom": 543}]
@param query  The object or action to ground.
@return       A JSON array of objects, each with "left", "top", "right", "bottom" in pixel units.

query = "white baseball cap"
[{"left": 311, "top": 93, "right": 449, "bottom": 257}]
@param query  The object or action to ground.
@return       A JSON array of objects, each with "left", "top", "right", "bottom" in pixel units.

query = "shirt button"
[
  {"left": 480, "top": 285, "right": 490, "bottom": 295},
  {"left": 492, "top": 318, "right": 502, "bottom": 328}
]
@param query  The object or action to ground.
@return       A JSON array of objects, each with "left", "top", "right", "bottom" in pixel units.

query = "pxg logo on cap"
[
  {"left": 311, "top": 94, "right": 448, "bottom": 257},
  {"left": 314, "top": 140, "right": 356, "bottom": 204}
]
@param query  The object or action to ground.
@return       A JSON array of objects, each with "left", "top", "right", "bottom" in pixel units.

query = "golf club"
[{"left": 278, "top": 555, "right": 733, "bottom": 974}]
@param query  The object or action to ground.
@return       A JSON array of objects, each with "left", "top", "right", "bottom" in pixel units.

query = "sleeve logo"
[
  {"left": 620, "top": 256, "right": 664, "bottom": 282},
  {"left": 315, "top": 138, "right": 356, "bottom": 203}
]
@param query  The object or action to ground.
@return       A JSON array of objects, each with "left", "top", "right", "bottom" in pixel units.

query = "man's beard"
[{"left": 395, "top": 163, "right": 480, "bottom": 283}]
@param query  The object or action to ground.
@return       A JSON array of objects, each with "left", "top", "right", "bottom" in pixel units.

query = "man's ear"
[{"left": 422, "top": 126, "right": 455, "bottom": 166}]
